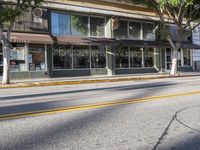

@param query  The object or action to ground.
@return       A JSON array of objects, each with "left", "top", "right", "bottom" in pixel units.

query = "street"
[{"left": 1, "top": 76, "right": 200, "bottom": 150}]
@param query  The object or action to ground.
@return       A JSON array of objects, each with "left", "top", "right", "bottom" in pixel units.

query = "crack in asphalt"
[
  {"left": 152, "top": 112, "right": 177, "bottom": 150},
  {"left": 175, "top": 105, "right": 200, "bottom": 133},
  {"left": 152, "top": 105, "right": 200, "bottom": 150}
]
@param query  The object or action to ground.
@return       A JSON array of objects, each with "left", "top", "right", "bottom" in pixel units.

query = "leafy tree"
[
  {"left": 0, "top": 0, "right": 44, "bottom": 84},
  {"left": 72, "top": 15, "right": 89, "bottom": 36},
  {"left": 132, "top": 0, "right": 200, "bottom": 75}
]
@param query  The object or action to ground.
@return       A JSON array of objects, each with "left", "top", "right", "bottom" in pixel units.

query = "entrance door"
[{"left": 165, "top": 48, "right": 172, "bottom": 71}]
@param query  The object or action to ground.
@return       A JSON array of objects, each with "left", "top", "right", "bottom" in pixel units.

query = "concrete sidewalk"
[{"left": 0, "top": 72, "right": 200, "bottom": 89}]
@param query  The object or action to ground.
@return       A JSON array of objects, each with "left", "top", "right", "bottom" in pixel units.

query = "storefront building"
[{"left": 0, "top": 0, "right": 199, "bottom": 79}]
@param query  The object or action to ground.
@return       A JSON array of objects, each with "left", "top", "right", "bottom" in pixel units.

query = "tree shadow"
[
  {"left": 1, "top": 83, "right": 168, "bottom": 150},
  {"left": 158, "top": 134, "right": 200, "bottom": 150},
  {"left": 0, "top": 82, "right": 176, "bottom": 115},
  {"left": 0, "top": 82, "right": 176, "bottom": 100}
]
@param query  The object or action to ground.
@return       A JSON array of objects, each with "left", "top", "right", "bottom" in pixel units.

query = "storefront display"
[
  {"left": 53, "top": 45, "right": 72, "bottom": 69},
  {"left": 10, "top": 44, "right": 26, "bottom": 72},
  {"left": 29, "top": 44, "right": 46, "bottom": 71},
  {"left": 91, "top": 46, "right": 106, "bottom": 68}
]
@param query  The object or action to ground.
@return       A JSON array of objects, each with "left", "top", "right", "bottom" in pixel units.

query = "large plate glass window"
[
  {"left": 10, "top": 43, "right": 26, "bottom": 71},
  {"left": 178, "top": 49, "right": 182, "bottom": 66},
  {"left": 71, "top": 15, "right": 89, "bottom": 36},
  {"left": 53, "top": 45, "right": 72, "bottom": 69},
  {"left": 73, "top": 45, "right": 90, "bottom": 68},
  {"left": 143, "top": 23, "right": 155, "bottom": 41},
  {"left": 114, "top": 20, "right": 128, "bottom": 39},
  {"left": 116, "top": 46, "right": 129, "bottom": 68},
  {"left": 130, "top": 47, "right": 142, "bottom": 68},
  {"left": 91, "top": 45, "right": 106, "bottom": 68},
  {"left": 51, "top": 12, "right": 71, "bottom": 35},
  {"left": 183, "top": 49, "right": 191, "bottom": 66},
  {"left": 144, "top": 48, "right": 154, "bottom": 67},
  {"left": 29, "top": 44, "right": 45, "bottom": 71},
  {"left": 129, "top": 22, "right": 141, "bottom": 40},
  {"left": 90, "top": 17, "right": 105, "bottom": 37}
]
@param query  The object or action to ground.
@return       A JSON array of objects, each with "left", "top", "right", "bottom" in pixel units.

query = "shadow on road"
[
  {"left": 0, "top": 83, "right": 169, "bottom": 150},
  {"left": 0, "top": 82, "right": 176, "bottom": 100},
  {"left": 0, "top": 82, "right": 176, "bottom": 115}
]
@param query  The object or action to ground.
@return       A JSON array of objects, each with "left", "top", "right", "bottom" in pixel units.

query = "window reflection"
[
  {"left": 114, "top": 20, "right": 128, "bottom": 39},
  {"left": 10, "top": 43, "right": 26, "bottom": 71},
  {"left": 29, "top": 44, "right": 45, "bottom": 71},
  {"left": 183, "top": 49, "right": 191, "bottom": 66},
  {"left": 71, "top": 15, "right": 89, "bottom": 36},
  {"left": 51, "top": 12, "right": 106, "bottom": 37},
  {"left": 91, "top": 45, "right": 106, "bottom": 68},
  {"left": 143, "top": 23, "right": 155, "bottom": 41},
  {"left": 73, "top": 45, "right": 90, "bottom": 68},
  {"left": 90, "top": 17, "right": 105, "bottom": 37},
  {"left": 53, "top": 45, "right": 72, "bottom": 69},
  {"left": 144, "top": 48, "right": 154, "bottom": 67},
  {"left": 129, "top": 22, "right": 141, "bottom": 40},
  {"left": 51, "top": 13, "right": 71, "bottom": 35},
  {"left": 116, "top": 46, "right": 129, "bottom": 68},
  {"left": 130, "top": 47, "right": 142, "bottom": 67}
]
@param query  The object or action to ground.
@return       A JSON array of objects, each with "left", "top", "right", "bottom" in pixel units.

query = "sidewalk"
[{"left": 0, "top": 72, "right": 200, "bottom": 89}]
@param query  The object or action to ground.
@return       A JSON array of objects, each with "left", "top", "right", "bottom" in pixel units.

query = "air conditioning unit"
[
  {"left": 33, "top": 8, "right": 43, "bottom": 23},
  {"left": 33, "top": 7, "right": 43, "bottom": 18}
]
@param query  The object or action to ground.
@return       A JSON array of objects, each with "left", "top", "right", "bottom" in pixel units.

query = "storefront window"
[
  {"left": 116, "top": 46, "right": 129, "bottom": 68},
  {"left": 73, "top": 45, "right": 90, "bottom": 68},
  {"left": 51, "top": 12, "right": 71, "bottom": 35},
  {"left": 130, "top": 47, "right": 142, "bottom": 68},
  {"left": 71, "top": 15, "right": 89, "bottom": 36},
  {"left": 29, "top": 44, "right": 45, "bottom": 71},
  {"left": 178, "top": 49, "right": 182, "bottom": 67},
  {"left": 183, "top": 49, "right": 191, "bottom": 66},
  {"left": 144, "top": 48, "right": 154, "bottom": 67},
  {"left": 53, "top": 45, "right": 72, "bottom": 69},
  {"left": 10, "top": 43, "right": 26, "bottom": 71},
  {"left": 129, "top": 22, "right": 141, "bottom": 40},
  {"left": 91, "top": 46, "right": 106, "bottom": 68},
  {"left": 114, "top": 20, "right": 128, "bottom": 39},
  {"left": 143, "top": 23, "right": 155, "bottom": 41},
  {"left": 90, "top": 17, "right": 105, "bottom": 37}
]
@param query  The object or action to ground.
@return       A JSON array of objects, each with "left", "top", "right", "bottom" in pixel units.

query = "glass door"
[{"left": 165, "top": 48, "right": 172, "bottom": 71}]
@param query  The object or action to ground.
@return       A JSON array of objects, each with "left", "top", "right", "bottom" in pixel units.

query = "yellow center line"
[{"left": 1, "top": 90, "right": 200, "bottom": 121}]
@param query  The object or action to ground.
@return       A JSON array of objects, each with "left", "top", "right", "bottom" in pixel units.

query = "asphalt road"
[{"left": 1, "top": 76, "right": 200, "bottom": 150}]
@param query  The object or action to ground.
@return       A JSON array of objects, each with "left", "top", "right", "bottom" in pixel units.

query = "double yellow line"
[{"left": 1, "top": 90, "right": 200, "bottom": 121}]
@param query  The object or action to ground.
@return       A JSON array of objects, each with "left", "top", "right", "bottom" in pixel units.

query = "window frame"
[
  {"left": 50, "top": 11, "right": 106, "bottom": 38},
  {"left": 52, "top": 45, "right": 107, "bottom": 70},
  {"left": 28, "top": 43, "right": 47, "bottom": 72},
  {"left": 113, "top": 18, "right": 155, "bottom": 41},
  {"left": 115, "top": 47, "right": 155, "bottom": 69}
]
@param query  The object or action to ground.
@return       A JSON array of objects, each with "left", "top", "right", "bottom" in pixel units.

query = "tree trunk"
[
  {"left": 170, "top": 48, "right": 178, "bottom": 76},
  {"left": 2, "top": 44, "right": 10, "bottom": 84}
]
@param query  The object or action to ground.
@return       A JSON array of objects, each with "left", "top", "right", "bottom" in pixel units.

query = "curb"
[{"left": 0, "top": 74, "right": 199, "bottom": 89}]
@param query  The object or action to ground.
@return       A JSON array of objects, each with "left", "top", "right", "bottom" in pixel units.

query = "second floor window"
[
  {"left": 51, "top": 13, "right": 71, "bottom": 36},
  {"left": 113, "top": 19, "right": 155, "bottom": 41},
  {"left": 51, "top": 12, "right": 106, "bottom": 37}
]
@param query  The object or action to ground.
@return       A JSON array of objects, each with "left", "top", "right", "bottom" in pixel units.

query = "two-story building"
[{"left": 0, "top": 0, "right": 199, "bottom": 79}]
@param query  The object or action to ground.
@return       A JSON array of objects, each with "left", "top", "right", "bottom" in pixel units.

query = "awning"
[
  {"left": 11, "top": 33, "right": 53, "bottom": 43},
  {"left": 119, "top": 39, "right": 200, "bottom": 49},
  {"left": 180, "top": 43, "right": 200, "bottom": 49},
  {"left": 119, "top": 40, "right": 169, "bottom": 48},
  {"left": 55, "top": 36, "right": 117, "bottom": 45}
]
